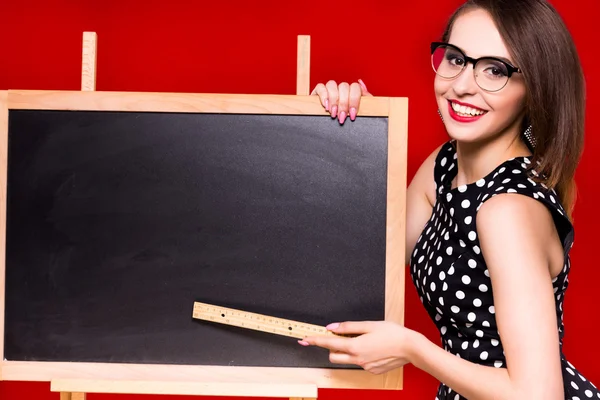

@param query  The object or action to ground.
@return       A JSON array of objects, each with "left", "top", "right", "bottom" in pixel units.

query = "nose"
[{"left": 451, "top": 63, "right": 479, "bottom": 96}]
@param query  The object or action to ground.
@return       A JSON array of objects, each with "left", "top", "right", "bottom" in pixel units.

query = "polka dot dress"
[{"left": 409, "top": 141, "right": 600, "bottom": 399}]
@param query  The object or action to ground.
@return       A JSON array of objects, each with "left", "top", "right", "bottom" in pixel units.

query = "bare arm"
[{"left": 412, "top": 193, "right": 564, "bottom": 399}]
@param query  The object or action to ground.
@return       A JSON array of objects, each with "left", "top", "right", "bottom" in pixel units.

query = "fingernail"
[
  {"left": 325, "top": 99, "right": 329, "bottom": 111},
  {"left": 298, "top": 340, "right": 310, "bottom": 346},
  {"left": 326, "top": 323, "right": 340, "bottom": 330},
  {"left": 331, "top": 105, "right": 338, "bottom": 119},
  {"left": 339, "top": 112, "right": 347, "bottom": 124},
  {"left": 350, "top": 107, "right": 357, "bottom": 121}
]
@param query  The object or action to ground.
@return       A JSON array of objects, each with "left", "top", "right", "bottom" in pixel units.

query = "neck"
[{"left": 452, "top": 134, "right": 531, "bottom": 188}]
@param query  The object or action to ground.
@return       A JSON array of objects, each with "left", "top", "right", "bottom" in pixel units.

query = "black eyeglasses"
[{"left": 430, "top": 42, "right": 522, "bottom": 92}]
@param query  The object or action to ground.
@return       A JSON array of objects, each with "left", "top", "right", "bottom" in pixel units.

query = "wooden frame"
[{"left": 0, "top": 90, "right": 408, "bottom": 392}]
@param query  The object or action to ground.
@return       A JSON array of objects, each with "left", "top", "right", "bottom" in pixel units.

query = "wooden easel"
[{"left": 54, "top": 32, "right": 317, "bottom": 400}]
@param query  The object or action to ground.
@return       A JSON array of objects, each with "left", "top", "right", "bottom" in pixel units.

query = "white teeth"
[{"left": 451, "top": 102, "right": 485, "bottom": 117}]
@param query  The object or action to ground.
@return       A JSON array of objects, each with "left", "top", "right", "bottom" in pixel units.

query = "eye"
[
  {"left": 446, "top": 52, "right": 466, "bottom": 67},
  {"left": 479, "top": 60, "right": 509, "bottom": 79}
]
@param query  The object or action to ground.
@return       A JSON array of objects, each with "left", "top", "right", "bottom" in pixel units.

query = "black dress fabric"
[{"left": 409, "top": 141, "right": 599, "bottom": 399}]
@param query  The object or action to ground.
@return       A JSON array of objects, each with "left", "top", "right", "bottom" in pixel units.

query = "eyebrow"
[{"left": 449, "top": 43, "right": 517, "bottom": 66}]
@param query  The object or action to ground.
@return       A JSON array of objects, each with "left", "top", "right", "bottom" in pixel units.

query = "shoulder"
[{"left": 474, "top": 157, "right": 573, "bottom": 250}]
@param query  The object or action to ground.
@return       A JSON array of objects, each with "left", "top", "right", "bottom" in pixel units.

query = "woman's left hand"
[{"left": 299, "top": 321, "right": 422, "bottom": 375}]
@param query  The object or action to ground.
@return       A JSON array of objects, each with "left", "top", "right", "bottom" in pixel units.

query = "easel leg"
[{"left": 60, "top": 392, "right": 87, "bottom": 400}]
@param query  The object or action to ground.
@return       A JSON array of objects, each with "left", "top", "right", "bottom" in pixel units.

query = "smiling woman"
[{"left": 307, "top": 0, "right": 597, "bottom": 399}]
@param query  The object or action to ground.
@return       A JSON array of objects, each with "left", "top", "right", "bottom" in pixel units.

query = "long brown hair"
[{"left": 442, "top": 0, "right": 586, "bottom": 219}]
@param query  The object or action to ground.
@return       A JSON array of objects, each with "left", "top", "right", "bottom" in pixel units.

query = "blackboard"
[{"left": 4, "top": 109, "right": 388, "bottom": 368}]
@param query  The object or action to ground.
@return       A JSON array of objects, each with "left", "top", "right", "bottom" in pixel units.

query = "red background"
[{"left": 0, "top": 0, "right": 598, "bottom": 399}]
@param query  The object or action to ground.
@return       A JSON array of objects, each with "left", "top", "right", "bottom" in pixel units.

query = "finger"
[
  {"left": 329, "top": 351, "right": 354, "bottom": 365},
  {"left": 301, "top": 335, "right": 353, "bottom": 353},
  {"left": 325, "top": 80, "right": 339, "bottom": 118},
  {"left": 337, "top": 82, "right": 351, "bottom": 124},
  {"left": 349, "top": 82, "right": 362, "bottom": 121},
  {"left": 358, "top": 79, "right": 372, "bottom": 96},
  {"left": 326, "top": 321, "right": 378, "bottom": 335},
  {"left": 311, "top": 83, "right": 329, "bottom": 111}
]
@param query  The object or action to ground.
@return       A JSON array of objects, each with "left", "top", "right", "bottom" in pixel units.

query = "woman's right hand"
[{"left": 310, "top": 79, "right": 372, "bottom": 124}]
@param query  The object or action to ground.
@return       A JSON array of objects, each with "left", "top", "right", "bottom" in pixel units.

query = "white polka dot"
[
  {"left": 487, "top": 181, "right": 495, "bottom": 188},
  {"left": 480, "top": 351, "right": 488, "bottom": 360},
  {"left": 468, "top": 231, "right": 477, "bottom": 241},
  {"left": 473, "top": 298, "right": 482, "bottom": 307},
  {"left": 446, "top": 247, "right": 453, "bottom": 256},
  {"left": 439, "top": 297, "right": 445, "bottom": 306},
  {"left": 448, "top": 266, "right": 455, "bottom": 275},
  {"left": 572, "top": 382, "right": 579, "bottom": 390},
  {"left": 436, "top": 256, "right": 443, "bottom": 265},
  {"left": 441, "top": 157, "right": 447, "bottom": 167},
  {"left": 580, "top": 374, "right": 587, "bottom": 382},
  {"left": 458, "top": 185, "right": 467, "bottom": 193},
  {"left": 461, "top": 199, "right": 471, "bottom": 208},
  {"left": 476, "top": 179, "right": 485, "bottom": 187},
  {"left": 451, "top": 306, "right": 460, "bottom": 313},
  {"left": 494, "top": 360, "right": 503, "bottom": 368},
  {"left": 473, "top": 245, "right": 481, "bottom": 254},
  {"left": 456, "top": 290, "right": 465, "bottom": 300},
  {"left": 479, "top": 284, "right": 489, "bottom": 292},
  {"left": 502, "top": 178, "right": 511, "bottom": 184},
  {"left": 512, "top": 169, "right": 521, "bottom": 174},
  {"left": 454, "top": 394, "right": 459, "bottom": 400},
  {"left": 468, "top": 312, "right": 476, "bottom": 322},
  {"left": 499, "top": 167, "right": 506, "bottom": 173},
  {"left": 489, "top": 306, "right": 495, "bottom": 314},
  {"left": 459, "top": 240, "right": 466, "bottom": 247},
  {"left": 585, "top": 390, "right": 593, "bottom": 398},
  {"left": 418, "top": 255, "right": 425, "bottom": 263},
  {"left": 473, "top": 339, "right": 480, "bottom": 348},
  {"left": 476, "top": 330, "right": 484, "bottom": 337},
  {"left": 507, "top": 189, "right": 517, "bottom": 193},
  {"left": 491, "top": 339, "right": 499, "bottom": 346},
  {"left": 446, "top": 193, "right": 453, "bottom": 202},
  {"left": 464, "top": 216, "right": 473, "bottom": 225},
  {"left": 435, "top": 313, "right": 442, "bottom": 321},
  {"left": 566, "top": 367, "right": 575, "bottom": 376},
  {"left": 431, "top": 282, "right": 436, "bottom": 291},
  {"left": 484, "top": 269, "right": 490, "bottom": 277},
  {"left": 441, "top": 326, "right": 447, "bottom": 335},
  {"left": 439, "top": 271, "right": 446, "bottom": 280},
  {"left": 462, "top": 275, "right": 471, "bottom": 285},
  {"left": 517, "top": 183, "right": 527, "bottom": 189},
  {"left": 443, "top": 282, "right": 448, "bottom": 291},
  {"left": 450, "top": 208, "right": 454, "bottom": 217},
  {"left": 448, "top": 339, "right": 453, "bottom": 348},
  {"left": 462, "top": 341, "right": 469, "bottom": 350},
  {"left": 468, "top": 259, "right": 477, "bottom": 268}
]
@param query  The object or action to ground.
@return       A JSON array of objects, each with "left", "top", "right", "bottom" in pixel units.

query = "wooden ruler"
[{"left": 192, "top": 302, "right": 339, "bottom": 339}]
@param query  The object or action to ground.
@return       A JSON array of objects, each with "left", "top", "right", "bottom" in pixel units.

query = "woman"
[{"left": 299, "top": 0, "right": 599, "bottom": 399}]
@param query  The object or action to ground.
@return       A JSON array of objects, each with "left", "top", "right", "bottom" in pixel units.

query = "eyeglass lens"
[{"left": 431, "top": 45, "right": 510, "bottom": 91}]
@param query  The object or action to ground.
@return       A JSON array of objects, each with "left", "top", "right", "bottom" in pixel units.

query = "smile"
[{"left": 447, "top": 100, "right": 487, "bottom": 122}]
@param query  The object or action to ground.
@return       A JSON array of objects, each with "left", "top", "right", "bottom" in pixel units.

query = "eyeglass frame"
[{"left": 430, "top": 41, "right": 522, "bottom": 92}]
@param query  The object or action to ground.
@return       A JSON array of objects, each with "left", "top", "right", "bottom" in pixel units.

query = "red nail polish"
[
  {"left": 339, "top": 111, "right": 347, "bottom": 124},
  {"left": 350, "top": 107, "right": 357, "bottom": 121},
  {"left": 331, "top": 105, "right": 338, "bottom": 119},
  {"left": 298, "top": 340, "right": 310, "bottom": 346}
]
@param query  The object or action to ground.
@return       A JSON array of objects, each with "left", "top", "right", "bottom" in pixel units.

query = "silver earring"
[
  {"left": 438, "top": 109, "right": 444, "bottom": 122},
  {"left": 523, "top": 125, "right": 536, "bottom": 149}
]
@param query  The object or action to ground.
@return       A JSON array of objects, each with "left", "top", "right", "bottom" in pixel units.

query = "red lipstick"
[{"left": 447, "top": 100, "right": 487, "bottom": 123}]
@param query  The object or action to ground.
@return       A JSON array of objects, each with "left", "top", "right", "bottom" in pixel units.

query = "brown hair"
[{"left": 442, "top": 0, "right": 586, "bottom": 219}]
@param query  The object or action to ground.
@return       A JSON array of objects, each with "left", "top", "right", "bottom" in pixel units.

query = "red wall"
[{"left": 1, "top": 1, "right": 598, "bottom": 399}]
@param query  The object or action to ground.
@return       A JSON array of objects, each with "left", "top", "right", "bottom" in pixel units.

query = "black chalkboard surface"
[{"left": 4, "top": 110, "right": 388, "bottom": 368}]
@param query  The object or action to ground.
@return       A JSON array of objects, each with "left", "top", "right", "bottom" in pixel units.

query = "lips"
[{"left": 447, "top": 100, "right": 487, "bottom": 123}]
